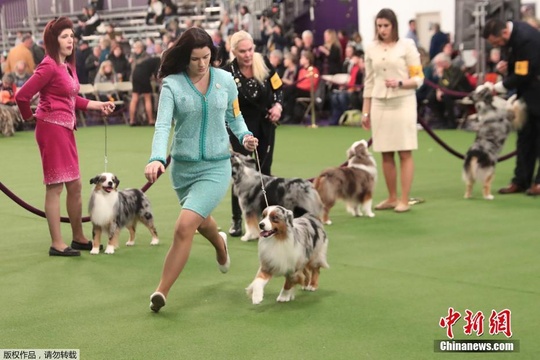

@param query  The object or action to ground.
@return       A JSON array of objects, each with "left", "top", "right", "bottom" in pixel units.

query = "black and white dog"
[
  {"left": 231, "top": 153, "right": 323, "bottom": 241},
  {"left": 89, "top": 173, "right": 159, "bottom": 254},
  {"left": 246, "top": 205, "right": 329, "bottom": 304},
  {"left": 463, "top": 83, "right": 524, "bottom": 199}
]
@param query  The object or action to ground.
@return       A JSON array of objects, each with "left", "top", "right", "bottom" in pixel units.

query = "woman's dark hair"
[
  {"left": 158, "top": 27, "right": 217, "bottom": 79},
  {"left": 43, "top": 17, "right": 76, "bottom": 65},
  {"left": 374, "top": 8, "right": 399, "bottom": 42}
]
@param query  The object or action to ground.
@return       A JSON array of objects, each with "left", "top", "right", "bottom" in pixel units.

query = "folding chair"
[{"left": 78, "top": 83, "right": 97, "bottom": 126}]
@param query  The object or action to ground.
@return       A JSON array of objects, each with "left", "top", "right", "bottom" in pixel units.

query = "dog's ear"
[
  {"left": 90, "top": 175, "right": 100, "bottom": 185},
  {"left": 113, "top": 176, "right": 120, "bottom": 188},
  {"left": 286, "top": 209, "right": 294, "bottom": 226}
]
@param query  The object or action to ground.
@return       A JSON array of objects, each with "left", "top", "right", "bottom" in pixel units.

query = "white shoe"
[
  {"left": 149, "top": 291, "right": 166, "bottom": 313},
  {"left": 217, "top": 231, "right": 230, "bottom": 273}
]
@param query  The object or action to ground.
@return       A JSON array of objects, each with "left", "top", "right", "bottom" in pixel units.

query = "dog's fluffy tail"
[{"left": 507, "top": 94, "right": 527, "bottom": 130}]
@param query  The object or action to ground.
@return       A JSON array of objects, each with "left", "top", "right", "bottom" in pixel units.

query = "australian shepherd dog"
[
  {"left": 88, "top": 172, "right": 159, "bottom": 254},
  {"left": 231, "top": 153, "right": 323, "bottom": 241},
  {"left": 313, "top": 139, "right": 377, "bottom": 224},
  {"left": 246, "top": 205, "right": 329, "bottom": 304},
  {"left": 463, "top": 83, "right": 524, "bottom": 199}
]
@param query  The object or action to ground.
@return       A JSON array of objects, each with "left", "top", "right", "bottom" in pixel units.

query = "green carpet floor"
[{"left": 0, "top": 125, "right": 537, "bottom": 359}]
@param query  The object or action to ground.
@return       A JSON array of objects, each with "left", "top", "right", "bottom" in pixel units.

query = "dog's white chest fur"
[
  {"left": 90, "top": 192, "right": 118, "bottom": 226},
  {"left": 259, "top": 236, "right": 304, "bottom": 275}
]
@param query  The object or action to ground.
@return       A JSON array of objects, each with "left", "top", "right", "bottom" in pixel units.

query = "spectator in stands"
[
  {"left": 427, "top": 52, "right": 472, "bottom": 129},
  {"left": 269, "top": 49, "right": 285, "bottom": 78},
  {"left": 239, "top": 5, "right": 254, "bottom": 35},
  {"left": 317, "top": 29, "right": 343, "bottom": 75},
  {"left": 1, "top": 73, "right": 17, "bottom": 105},
  {"left": 280, "top": 52, "right": 299, "bottom": 124},
  {"left": 11, "top": 61, "right": 31, "bottom": 88},
  {"left": 89, "top": 0, "right": 104, "bottom": 11},
  {"left": 31, "top": 37, "right": 46, "bottom": 66},
  {"left": 85, "top": 46, "right": 101, "bottom": 84},
  {"left": 129, "top": 55, "right": 160, "bottom": 126},
  {"left": 337, "top": 29, "right": 349, "bottom": 59},
  {"left": 348, "top": 31, "right": 364, "bottom": 52},
  {"left": 15, "top": 16, "right": 114, "bottom": 256},
  {"left": 166, "top": 17, "right": 183, "bottom": 39},
  {"left": 75, "top": 40, "right": 92, "bottom": 84},
  {"left": 94, "top": 60, "right": 119, "bottom": 101},
  {"left": 301, "top": 30, "right": 315, "bottom": 53},
  {"left": 342, "top": 44, "right": 355, "bottom": 73},
  {"left": 285, "top": 50, "right": 320, "bottom": 124},
  {"left": 290, "top": 33, "right": 303, "bottom": 56},
  {"left": 76, "top": 5, "right": 101, "bottom": 38},
  {"left": 211, "top": 30, "right": 228, "bottom": 67},
  {"left": 4, "top": 33, "right": 35, "bottom": 74},
  {"left": 129, "top": 40, "right": 149, "bottom": 78},
  {"left": 329, "top": 50, "right": 364, "bottom": 125},
  {"left": 219, "top": 12, "right": 235, "bottom": 40},
  {"left": 146, "top": 0, "right": 165, "bottom": 25},
  {"left": 98, "top": 37, "right": 111, "bottom": 63},
  {"left": 266, "top": 23, "right": 287, "bottom": 53},
  {"left": 108, "top": 45, "right": 131, "bottom": 95},
  {"left": 146, "top": 37, "right": 157, "bottom": 56},
  {"left": 429, "top": 23, "right": 449, "bottom": 60},
  {"left": 406, "top": 19, "right": 419, "bottom": 47},
  {"left": 104, "top": 23, "right": 122, "bottom": 42},
  {"left": 162, "top": 4, "right": 178, "bottom": 27},
  {"left": 224, "top": 30, "right": 283, "bottom": 237}
]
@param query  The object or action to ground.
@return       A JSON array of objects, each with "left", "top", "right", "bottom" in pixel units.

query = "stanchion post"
[{"left": 307, "top": 66, "right": 318, "bottom": 128}]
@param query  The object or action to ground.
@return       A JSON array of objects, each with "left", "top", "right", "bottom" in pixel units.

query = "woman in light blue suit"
[{"left": 144, "top": 27, "right": 258, "bottom": 313}]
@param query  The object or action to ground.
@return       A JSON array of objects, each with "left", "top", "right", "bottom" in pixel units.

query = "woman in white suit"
[{"left": 361, "top": 8, "right": 424, "bottom": 213}]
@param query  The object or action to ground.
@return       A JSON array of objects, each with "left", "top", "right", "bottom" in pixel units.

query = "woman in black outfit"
[{"left": 223, "top": 30, "right": 283, "bottom": 237}]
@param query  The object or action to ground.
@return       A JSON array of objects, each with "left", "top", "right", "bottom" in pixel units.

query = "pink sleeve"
[
  {"left": 75, "top": 95, "right": 90, "bottom": 111},
  {"left": 15, "top": 61, "right": 53, "bottom": 120}
]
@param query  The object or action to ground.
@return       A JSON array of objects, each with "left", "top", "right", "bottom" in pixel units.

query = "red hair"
[{"left": 43, "top": 17, "right": 75, "bottom": 66}]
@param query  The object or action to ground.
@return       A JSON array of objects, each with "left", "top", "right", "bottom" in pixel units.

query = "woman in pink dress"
[{"left": 16, "top": 17, "right": 115, "bottom": 256}]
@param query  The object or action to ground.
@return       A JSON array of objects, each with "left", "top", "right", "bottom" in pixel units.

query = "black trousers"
[
  {"left": 228, "top": 122, "right": 275, "bottom": 221},
  {"left": 511, "top": 111, "right": 540, "bottom": 187}
]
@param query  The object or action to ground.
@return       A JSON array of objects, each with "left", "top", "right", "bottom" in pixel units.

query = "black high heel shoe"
[{"left": 228, "top": 219, "right": 243, "bottom": 237}]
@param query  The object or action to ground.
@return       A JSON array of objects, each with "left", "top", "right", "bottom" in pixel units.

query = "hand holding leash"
[
  {"left": 145, "top": 161, "right": 165, "bottom": 183},
  {"left": 243, "top": 135, "right": 258, "bottom": 152}
]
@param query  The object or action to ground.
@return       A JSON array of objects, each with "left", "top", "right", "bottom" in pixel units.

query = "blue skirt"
[{"left": 170, "top": 158, "right": 231, "bottom": 218}]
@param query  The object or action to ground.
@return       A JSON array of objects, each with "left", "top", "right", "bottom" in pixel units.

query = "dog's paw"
[
  {"left": 90, "top": 247, "right": 100, "bottom": 255},
  {"left": 104, "top": 245, "right": 115, "bottom": 254},
  {"left": 251, "top": 293, "right": 263, "bottom": 305},
  {"left": 276, "top": 292, "right": 295, "bottom": 302},
  {"left": 126, "top": 240, "right": 135, "bottom": 246},
  {"left": 484, "top": 194, "right": 494, "bottom": 200},
  {"left": 324, "top": 219, "right": 332, "bottom": 225},
  {"left": 365, "top": 212, "right": 375, "bottom": 218},
  {"left": 240, "top": 234, "right": 258, "bottom": 242},
  {"left": 150, "top": 238, "right": 159, "bottom": 245},
  {"left": 302, "top": 285, "right": 318, "bottom": 292}
]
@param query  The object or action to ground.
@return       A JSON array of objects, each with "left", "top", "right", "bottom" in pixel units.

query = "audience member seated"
[
  {"left": 283, "top": 50, "right": 320, "bottom": 124},
  {"left": 76, "top": 6, "right": 101, "bottom": 38},
  {"left": 0, "top": 74, "right": 17, "bottom": 105},
  {"left": 166, "top": 17, "right": 183, "bottom": 39},
  {"left": 85, "top": 46, "right": 102, "bottom": 84},
  {"left": 11, "top": 60, "right": 31, "bottom": 88},
  {"left": 4, "top": 33, "right": 35, "bottom": 74},
  {"left": 75, "top": 40, "right": 92, "bottom": 84},
  {"left": 211, "top": 30, "right": 228, "bottom": 67},
  {"left": 146, "top": 0, "right": 164, "bottom": 25},
  {"left": 129, "top": 40, "right": 150, "bottom": 79},
  {"left": 108, "top": 44, "right": 130, "bottom": 82},
  {"left": 30, "top": 37, "right": 45, "bottom": 66},
  {"left": 427, "top": 53, "right": 473, "bottom": 129},
  {"left": 279, "top": 52, "right": 298, "bottom": 124},
  {"left": 94, "top": 60, "right": 118, "bottom": 101},
  {"left": 268, "top": 49, "right": 285, "bottom": 78},
  {"left": 329, "top": 51, "right": 364, "bottom": 125}
]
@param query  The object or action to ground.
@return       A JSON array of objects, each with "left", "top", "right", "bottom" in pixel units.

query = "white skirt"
[{"left": 371, "top": 94, "right": 418, "bottom": 152}]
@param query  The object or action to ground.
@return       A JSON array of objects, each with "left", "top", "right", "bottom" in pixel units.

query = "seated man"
[{"left": 427, "top": 52, "right": 473, "bottom": 129}]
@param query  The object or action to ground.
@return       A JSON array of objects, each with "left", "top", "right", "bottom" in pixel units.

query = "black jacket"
[{"left": 502, "top": 21, "right": 540, "bottom": 115}]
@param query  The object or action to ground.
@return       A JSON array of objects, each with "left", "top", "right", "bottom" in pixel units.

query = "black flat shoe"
[
  {"left": 49, "top": 247, "right": 81, "bottom": 257},
  {"left": 228, "top": 219, "right": 243, "bottom": 237},
  {"left": 71, "top": 240, "right": 103, "bottom": 251}
]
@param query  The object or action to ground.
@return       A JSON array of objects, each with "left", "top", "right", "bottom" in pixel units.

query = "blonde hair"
[{"left": 230, "top": 30, "right": 269, "bottom": 83}]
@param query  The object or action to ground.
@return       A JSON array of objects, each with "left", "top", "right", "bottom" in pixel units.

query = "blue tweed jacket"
[{"left": 149, "top": 67, "right": 252, "bottom": 163}]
